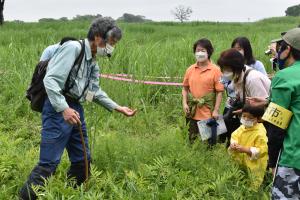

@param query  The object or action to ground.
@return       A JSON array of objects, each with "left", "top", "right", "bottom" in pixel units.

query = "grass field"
[{"left": 0, "top": 16, "right": 300, "bottom": 199}]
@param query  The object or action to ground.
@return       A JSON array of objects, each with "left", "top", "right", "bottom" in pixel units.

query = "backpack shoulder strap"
[
  {"left": 243, "top": 68, "right": 253, "bottom": 104},
  {"left": 64, "top": 40, "right": 85, "bottom": 92}
]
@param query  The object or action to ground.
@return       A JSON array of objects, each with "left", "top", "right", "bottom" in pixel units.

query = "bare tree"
[
  {"left": 171, "top": 5, "right": 193, "bottom": 23},
  {"left": 0, "top": 0, "right": 4, "bottom": 25}
]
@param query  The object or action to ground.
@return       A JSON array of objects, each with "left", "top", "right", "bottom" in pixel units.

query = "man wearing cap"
[
  {"left": 269, "top": 28, "right": 300, "bottom": 199},
  {"left": 20, "top": 17, "right": 136, "bottom": 200}
]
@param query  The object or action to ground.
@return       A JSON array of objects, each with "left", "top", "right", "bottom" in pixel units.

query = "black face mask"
[
  {"left": 277, "top": 50, "right": 289, "bottom": 70},
  {"left": 272, "top": 58, "right": 278, "bottom": 71}
]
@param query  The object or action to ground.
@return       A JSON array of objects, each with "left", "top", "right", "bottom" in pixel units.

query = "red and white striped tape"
[
  {"left": 112, "top": 74, "right": 182, "bottom": 79},
  {"left": 99, "top": 74, "right": 183, "bottom": 86}
]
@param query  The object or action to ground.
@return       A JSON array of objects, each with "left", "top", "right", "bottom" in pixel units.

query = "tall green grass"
[{"left": 0, "top": 17, "right": 299, "bottom": 199}]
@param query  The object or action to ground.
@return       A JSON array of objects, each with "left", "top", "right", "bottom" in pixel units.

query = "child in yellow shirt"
[{"left": 228, "top": 104, "right": 268, "bottom": 190}]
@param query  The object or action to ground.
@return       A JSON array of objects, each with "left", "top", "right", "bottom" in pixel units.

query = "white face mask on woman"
[
  {"left": 240, "top": 117, "right": 255, "bottom": 128},
  {"left": 222, "top": 71, "right": 234, "bottom": 81},
  {"left": 195, "top": 51, "right": 208, "bottom": 62}
]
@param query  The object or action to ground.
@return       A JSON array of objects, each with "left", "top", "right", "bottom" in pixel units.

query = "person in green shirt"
[
  {"left": 270, "top": 28, "right": 300, "bottom": 199},
  {"left": 248, "top": 28, "right": 300, "bottom": 199}
]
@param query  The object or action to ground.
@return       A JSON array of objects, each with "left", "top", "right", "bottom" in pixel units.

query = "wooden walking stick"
[{"left": 78, "top": 122, "right": 89, "bottom": 185}]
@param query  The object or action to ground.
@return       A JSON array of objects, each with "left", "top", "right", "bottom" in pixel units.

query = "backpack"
[{"left": 26, "top": 38, "right": 85, "bottom": 112}]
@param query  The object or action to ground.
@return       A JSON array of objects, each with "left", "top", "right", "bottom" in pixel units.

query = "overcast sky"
[{"left": 4, "top": 0, "right": 300, "bottom": 22}]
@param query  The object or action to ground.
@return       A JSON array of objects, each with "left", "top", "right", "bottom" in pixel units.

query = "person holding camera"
[
  {"left": 265, "top": 32, "right": 287, "bottom": 72},
  {"left": 217, "top": 48, "right": 271, "bottom": 146},
  {"left": 219, "top": 37, "right": 269, "bottom": 146}
]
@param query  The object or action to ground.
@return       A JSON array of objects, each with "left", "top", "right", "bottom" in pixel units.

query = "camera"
[
  {"left": 223, "top": 98, "right": 243, "bottom": 121},
  {"left": 265, "top": 42, "right": 277, "bottom": 56},
  {"left": 265, "top": 49, "right": 272, "bottom": 55}
]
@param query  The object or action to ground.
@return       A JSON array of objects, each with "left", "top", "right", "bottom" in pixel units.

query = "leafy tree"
[
  {"left": 39, "top": 15, "right": 102, "bottom": 23},
  {"left": 285, "top": 4, "right": 300, "bottom": 16},
  {"left": 38, "top": 18, "right": 56, "bottom": 23},
  {"left": 59, "top": 17, "right": 68, "bottom": 21},
  {"left": 117, "top": 13, "right": 151, "bottom": 23},
  {"left": 72, "top": 14, "right": 102, "bottom": 21},
  {"left": 171, "top": 5, "right": 193, "bottom": 23},
  {"left": 12, "top": 20, "right": 24, "bottom": 23}
]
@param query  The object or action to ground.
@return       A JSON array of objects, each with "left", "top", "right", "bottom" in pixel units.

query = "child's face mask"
[{"left": 240, "top": 117, "right": 255, "bottom": 128}]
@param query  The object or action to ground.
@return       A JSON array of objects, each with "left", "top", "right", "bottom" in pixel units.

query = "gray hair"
[{"left": 87, "top": 17, "right": 122, "bottom": 41}]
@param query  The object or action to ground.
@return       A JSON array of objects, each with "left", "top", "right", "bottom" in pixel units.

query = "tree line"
[{"left": 1, "top": 3, "right": 300, "bottom": 25}]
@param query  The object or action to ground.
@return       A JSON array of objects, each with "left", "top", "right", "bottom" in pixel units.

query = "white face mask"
[
  {"left": 240, "top": 117, "right": 255, "bottom": 128},
  {"left": 97, "top": 46, "right": 107, "bottom": 57},
  {"left": 222, "top": 71, "right": 234, "bottom": 81},
  {"left": 105, "top": 43, "right": 114, "bottom": 55},
  {"left": 97, "top": 43, "right": 115, "bottom": 57},
  {"left": 195, "top": 51, "right": 208, "bottom": 62}
]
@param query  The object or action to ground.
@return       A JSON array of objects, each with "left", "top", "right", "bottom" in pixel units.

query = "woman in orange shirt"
[{"left": 182, "top": 38, "right": 224, "bottom": 144}]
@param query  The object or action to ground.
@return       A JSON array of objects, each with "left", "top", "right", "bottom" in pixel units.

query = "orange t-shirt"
[{"left": 183, "top": 62, "right": 224, "bottom": 120}]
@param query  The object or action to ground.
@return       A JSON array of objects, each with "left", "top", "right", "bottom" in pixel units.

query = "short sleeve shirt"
[{"left": 183, "top": 62, "right": 224, "bottom": 120}]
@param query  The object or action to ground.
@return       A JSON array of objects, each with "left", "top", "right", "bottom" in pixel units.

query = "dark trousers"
[
  {"left": 39, "top": 97, "right": 91, "bottom": 171},
  {"left": 20, "top": 97, "right": 91, "bottom": 200},
  {"left": 265, "top": 122, "right": 285, "bottom": 168},
  {"left": 186, "top": 118, "right": 199, "bottom": 144}
]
